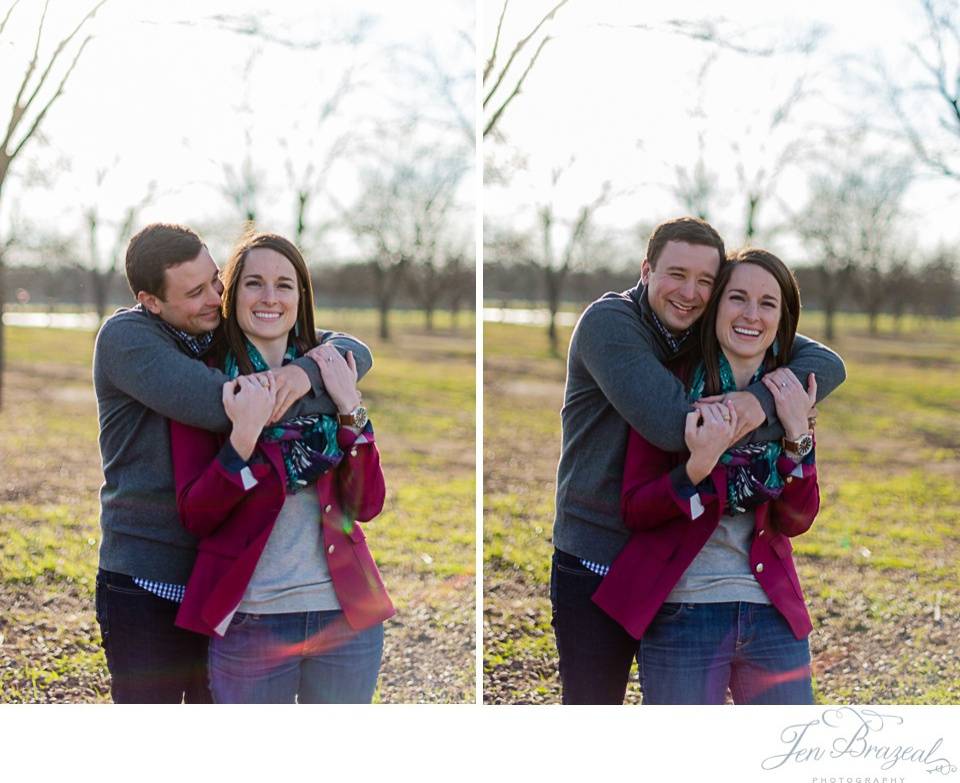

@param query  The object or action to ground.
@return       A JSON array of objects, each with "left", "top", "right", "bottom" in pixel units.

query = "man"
[
  {"left": 93, "top": 223, "right": 371, "bottom": 703},
  {"left": 550, "top": 216, "right": 846, "bottom": 704}
]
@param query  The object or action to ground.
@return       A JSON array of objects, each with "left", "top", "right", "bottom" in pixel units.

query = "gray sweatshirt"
[
  {"left": 552, "top": 284, "right": 846, "bottom": 565},
  {"left": 92, "top": 307, "right": 372, "bottom": 584}
]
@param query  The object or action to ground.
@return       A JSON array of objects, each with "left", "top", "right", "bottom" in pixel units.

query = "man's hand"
[
  {"left": 267, "top": 365, "right": 311, "bottom": 423},
  {"left": 694, "top": 390, "right": 765, "bottom": 442}
]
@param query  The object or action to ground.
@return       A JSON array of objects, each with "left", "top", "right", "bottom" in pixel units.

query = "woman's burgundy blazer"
[
  {"left": 170, "top": 420, "right": 394, "bottom": 638},
  {"left": 592, "top": 428, "right": 819, "bottom": 641}
]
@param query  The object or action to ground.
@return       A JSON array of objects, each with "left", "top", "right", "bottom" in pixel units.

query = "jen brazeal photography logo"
[{"left": 761, "top": 708, "right": 957, "bottom": 777}]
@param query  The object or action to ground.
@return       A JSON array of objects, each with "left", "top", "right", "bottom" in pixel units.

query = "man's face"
[
  {"left": 138, "top": 248, "right": 223, "bottom": 335},
  {"left": 640, "top": 240, "right": 721, "bottom": 334}
]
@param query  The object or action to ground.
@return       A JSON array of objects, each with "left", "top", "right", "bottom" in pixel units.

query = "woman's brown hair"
[
  {"left": 214, "top": 232, "right": 319, "bottom": 375},
  {"left": 698, "top": 248, "right": 801, "bottom": 396}
]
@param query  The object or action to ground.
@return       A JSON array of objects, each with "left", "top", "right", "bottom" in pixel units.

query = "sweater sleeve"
[
  {"left": 95, "top": 313, "right": 374, "bottom": 427},
  {"left": 96, "top": 314, "right": 233, "bottom": 432},
  {"left": 289, "top": 330, "right": 374, "bottom": 416},
  {"left": 744, "top": 333, "right": 846, "bottom": 442},
  {"left": 575, "top": 303, "right": 692, "bottom": 452}
]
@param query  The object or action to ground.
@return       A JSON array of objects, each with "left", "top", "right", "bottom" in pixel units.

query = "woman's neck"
[
  {"left": 247, "top": 335, "right": 287, "bottom": 369},
  {"left": 722, "top": 350, "right": 764, "bottom": 390}
]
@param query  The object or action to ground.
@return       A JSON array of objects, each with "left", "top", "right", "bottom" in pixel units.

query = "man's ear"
[
  {"left": 640, "top": 259, "right": 651, "bottom": 285},
  {"left": 137, "top": 290, "right": 163, "bottom": 315}
]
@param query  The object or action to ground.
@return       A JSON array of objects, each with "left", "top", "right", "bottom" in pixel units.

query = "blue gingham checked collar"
[
  {"left": 135, "top": 303, "right": 215, "bottom": 358},
  {"left": 648, "top": 308, "right": 692, "bottom": 356}
]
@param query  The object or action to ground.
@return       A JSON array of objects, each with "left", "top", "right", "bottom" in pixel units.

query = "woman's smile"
[
  {"left": 236, "top": 247, "right": 300, "bottom": 350},
  {"left": 716, "top": 263, "right": 782, "bottom": 367}
]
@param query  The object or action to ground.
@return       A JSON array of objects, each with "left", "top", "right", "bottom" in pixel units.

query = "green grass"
[
  {"left": 0, "top": 317, "right": 475, "bottom": 703},
  {"left": 483, "top": 312, "right": 960, "bottom": 704}
]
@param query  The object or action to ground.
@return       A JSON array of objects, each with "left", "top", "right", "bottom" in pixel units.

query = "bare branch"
[
  {"left": 483, "top": 0, "right": 509, "bottom": 85},
  {"left": 9, "top": 35, "right": 93, "bottom": 163},
  {"left": 483, "top": 0, "right": 568, "bottom": 108},
  {"left": 14, "top": 1, "right": 105, "bottom": 144},
  {"left": 484, "top": 35, "right": 551, "bottom": 138},
  {"left": 0, "top": 0, "right": 22, "bottom": 37}
]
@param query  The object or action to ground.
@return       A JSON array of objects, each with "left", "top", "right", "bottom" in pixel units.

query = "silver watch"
[
  {"left": 338, "top": 405, "right": 368, "bottom": 430},
  {"left": 783, "top": 431, "right": 813, "bottom": 459}
]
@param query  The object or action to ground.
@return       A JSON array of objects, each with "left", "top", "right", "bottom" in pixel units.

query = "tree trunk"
[
  {"left": 91, "top": 267, "right": 112, "bottom": 324},
  {"left": 450, "top": 297, "right": 460, "bottom": 332},
  {"left": 424, "top": 304, "right": 434, "bottom": 332},
  {"left": 824, "top": 298, "right": 836, "bottom": 341},
  {"left": 378, "top": 298, "right": 391, "bottom": 340},
  {"left": 868, "top": 308, "right": 879, "bottom": 336},
  {"left": 544, "top": 267, "right": 563, "bottom": 356}
]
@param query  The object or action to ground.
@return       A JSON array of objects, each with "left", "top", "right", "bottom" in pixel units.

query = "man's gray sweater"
[
  {"left": 92, "top": 307, "right": 372, "bottom": 584},
  {"left": 552, "top": 284, "right": 846, "bottom": 565}
]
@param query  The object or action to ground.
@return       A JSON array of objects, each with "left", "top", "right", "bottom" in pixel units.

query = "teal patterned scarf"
[
  {"left": 688, "top": 354, "right": 784, "bottom": 514},
  {"left": 224, "top": 340, "right": 343, "bottom": 493}
]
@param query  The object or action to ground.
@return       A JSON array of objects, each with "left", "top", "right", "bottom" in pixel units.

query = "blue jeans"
[
  {"left": 94, "top": 569, "right": 212, "bottom": 704},
  {"left": 550, "top": 549, "right": 641, "bottom": 704},
  {"left": 208, "top": 610, "right": 384, "bottom": 704},
  {"left": 639, "top": 601, "right": 813, "bottom": 704}
]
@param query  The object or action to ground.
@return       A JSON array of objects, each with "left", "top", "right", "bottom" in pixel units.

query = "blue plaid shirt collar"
[
  {"left": 647, "top": 301, "right": 692, "bottom": 355},
  {"left": 135, "top": 303, "right": 215, "bottom": 358}
]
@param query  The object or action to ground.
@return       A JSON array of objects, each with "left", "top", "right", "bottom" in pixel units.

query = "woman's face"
[
  {"left": 715, "top": 262, "right": 782, "bottom": 365},
  {"left": 234, "top": 247, "right": 300, "bottom": 344}
]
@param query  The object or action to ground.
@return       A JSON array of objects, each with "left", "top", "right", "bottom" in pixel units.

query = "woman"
[
  {"left": 592, "top": 248, "right": 819, "bottom": 705},
  {"left": 170, "top": 232, "right": 394, "bottom": 703}
]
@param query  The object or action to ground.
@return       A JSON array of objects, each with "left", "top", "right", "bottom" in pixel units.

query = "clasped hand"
[
  {"left": 760, "top": 369, "right": 817, "bottom": 440},
  {"left": 223, "top": 373, "right": 278, "bottom": 461},
  {"left": 306, "top": 343, "right": 361, "bottom": 415}
]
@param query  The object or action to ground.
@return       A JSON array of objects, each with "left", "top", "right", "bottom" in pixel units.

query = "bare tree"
[
  {"left": 443, "top": 250, "right": 475, "bottom": 332},
  {"left": 885, "top": 0, "right": 960, "bottom": 181},
  {"left": 280, "top": 56, "right": 367, "bottom": 251},
  {"left": 81, "top": 168, "right": 155, "bottom": 324},
  {"left": 528, "top": 164, "right": 611, "bottom": 354},
  {"left": 483, "top": 0, "right": 570, "bottom": 139},
  {"left": 0, "top": 0, "right": 106, "bottom": 408},
  {"left": 671, "top": 56, "right": 720, "bottom": 222},
  {"left": 343, "top": 150, "right": 466, "bottom": 339},
  {"left": 733, "top": 72, "right": 818, "bottom": 244},
  {"left": 793, "top": 154, "right": 912, "bottom": 338}
]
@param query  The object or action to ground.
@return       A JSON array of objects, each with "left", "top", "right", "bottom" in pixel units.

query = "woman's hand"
[
  {"left": 222, "top": 374, "right": 277, "bottom": 461},
  {"left": 684, "top": 401, "right": 738, "bottom": 484},
  {"left": 762, "top": 369, "right": 816, "bottom": 440},
  {"left": 307, "top": 343, "right": 361, "bottom": 415}
]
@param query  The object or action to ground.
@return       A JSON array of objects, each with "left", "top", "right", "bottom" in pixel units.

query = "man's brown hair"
[
  {"left": 644, "top": 216, "right": 725, "bottom": 270},
  {"left": 125, "top": 223, "right": 204, "bottom": 299}
]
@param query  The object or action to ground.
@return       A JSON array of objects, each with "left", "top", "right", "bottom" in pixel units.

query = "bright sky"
[
  {"left": 1, "top": 0, "right": 474, "bottom": 264},
  {"left": 484, "top": 0, "right": 960, "bottom": 264}
]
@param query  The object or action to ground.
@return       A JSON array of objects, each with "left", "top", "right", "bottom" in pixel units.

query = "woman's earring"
[
  {"left": 771, "top": 338, "right": 780, "bottom": 358},
  {"left": 294, "top": 321, "right": 301, "bottom": 337}
]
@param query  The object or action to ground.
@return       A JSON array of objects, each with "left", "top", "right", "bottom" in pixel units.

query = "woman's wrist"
[
  {"left": 229, "top": 426, "right": 259, "bottom": 461},
  {"left": 783, "top": 425, "right": 812, "bottom": 442},
  {"left": 685, "top": 455, "right": 716, "bottom": 485},
  {"left": 335, "top": 396, "right": 362, "bottom": 415}
]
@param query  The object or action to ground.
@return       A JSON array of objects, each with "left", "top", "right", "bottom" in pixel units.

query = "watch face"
[
  {"left": 796, "top": 433, "right": 813, "bottom": 456},
  {"left": 354, "top": 406, "right": 368, "bottom": 429}
]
